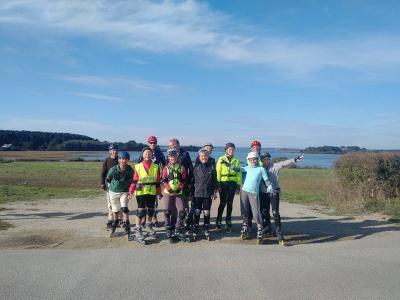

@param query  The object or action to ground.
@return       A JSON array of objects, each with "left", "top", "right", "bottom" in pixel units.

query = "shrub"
[{"left": 335, "top": 152, "right": 400, "bottom": 200}]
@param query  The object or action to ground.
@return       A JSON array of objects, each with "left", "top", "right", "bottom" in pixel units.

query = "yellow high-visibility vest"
[{"left": 135, "top": 162, "right": 159, "bottom": 196}]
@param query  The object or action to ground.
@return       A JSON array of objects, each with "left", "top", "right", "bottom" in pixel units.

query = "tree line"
[
  {"left": 0, "top": 130, "right": 146, "bottom": 151},
  {"left": 302, "top": 146, "right": 366, "bottom": 154}
]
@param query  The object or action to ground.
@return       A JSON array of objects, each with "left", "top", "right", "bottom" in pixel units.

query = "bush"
[{"left": 335, "top": 152, "right": 400, "bottom": 200}]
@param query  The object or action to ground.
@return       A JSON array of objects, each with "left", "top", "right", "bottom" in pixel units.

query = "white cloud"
[
  {"left": 55, "top": 74, "right": 177, "bottom": 93},
  {"left": 68, "top": 92, "right": 123, "bottom": 103},
  {"left": 1, "top": 0, "right": 400, "bottom": 78}
]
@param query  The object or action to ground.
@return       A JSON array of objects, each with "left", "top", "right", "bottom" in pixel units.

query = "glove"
[
  {"left": 229, "top": 166, "right": 241, "bottom": 172},
  {"left": 294, "top": 155, "right": 304, "bottom": 163},
  {"left": 267, "top": 185, "right": 273, "bottom": 193}
]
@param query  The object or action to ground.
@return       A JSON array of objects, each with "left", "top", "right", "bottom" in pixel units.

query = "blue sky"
[{"left": 0, "top": 0, "right": 399, "bottom": 149}]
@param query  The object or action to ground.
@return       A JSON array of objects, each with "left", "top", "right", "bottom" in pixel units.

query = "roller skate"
[
  {"left": 128, "top": 226, "right": 146, "bottom": 245},
  {"left": 240, "top": 224, "right": 249, "bottom": 240},
  {"left": 165, "top": 226, "right": 178, "bottom": 243},
  {"left": 106, "top": 220, "right": 113, "bottom": 231},
  {"left": 192, "top": 225, "right": 199, "bottom": 241},
  {"left": 146, "top": 222, "right": 156, "bottom": 237},
  {"left": 256, "top": 228, "right": 263, "bottom": 245},
  {"left": 262, "top": 224, "right": 272, "bottom": 238},
  {"left": 225, "top": 220, "right": 233, "bottom": 233},
  {"left": 215, "top": 217, "right": 222, "bottom": 231},
  {"left": 109, "top": 220, "right": 118, "bottom": 238},
  {"left": 204, "top": 226, "right": 211, "bottom": 241},
  {"left": 152, "top": 215, "right": 159, "bottom": 228},
  {"left": 123, "top": 221, "right": 131, "bottom": 235},
  {"left": 176, "top": 228, "right": 191, "bottom": 243},
  {"left": 276, "top": 228, "right": 285, "bottom": 246}
]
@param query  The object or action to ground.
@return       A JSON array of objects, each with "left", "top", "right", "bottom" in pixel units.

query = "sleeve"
[
  {"left": 128, "top": 168, "right": 139, "bottom": 194},
  {"left": 216, "top": 158, "right": 222, "bottom": 182},
  {"left": 235, "top": 159, "right": 242, "bottom": 185},
  {"left": 100, "top": 160, "right": 107, "bottom": 185},
  {"left": 261, "top": 168, "right": 269, "bottom": 182},
  {"left": 156, "top": 166, "right": 161, "bottom": 195},
  {"left": 185, "top": 152, "right": 194, "bottom": 180},
  {"left": 272, "top": 159, "right": 295, "bottom": 172},
  {"left": 161, "top": 153, "right": 167, "bottom": 168},
  {"left": 194, "top": 156, "right": 200, "bottom": 168},
  {"left": 106, "top": 166, "right": 115, "bottom": 183},
  {"left": 180, "top": 166, "right": 187, "bottom": 190},
  {"left": 212, "top": 167, "right": 218, "bottom": 191}
]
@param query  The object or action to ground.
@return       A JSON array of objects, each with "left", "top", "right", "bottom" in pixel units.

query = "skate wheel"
[
  {"left": 240, "top": 233, "right": 247, "bottom": 240},
  {"left": 279, "top": 240, "right": 285, "bottom": 246},
  {"left": 257, "top": 239, "right": 263, "bottom": 245}
]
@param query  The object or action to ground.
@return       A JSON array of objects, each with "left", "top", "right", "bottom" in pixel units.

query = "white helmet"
[{"left": 246, "top": 151, "right": 259, "bottom": 160}]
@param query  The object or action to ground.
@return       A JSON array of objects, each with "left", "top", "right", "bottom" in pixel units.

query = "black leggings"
[
  {"left": 217, "top": 181, "right": 237, "bottom": 221},
  {"left": 259, "top": 193, "right": 281, "bottom": 230}
]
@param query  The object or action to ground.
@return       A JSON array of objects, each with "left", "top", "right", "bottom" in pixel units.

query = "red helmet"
[
  {"left": 250, "top": 140, "right": 261, "bottom": 148},
  {"left": 147, "top": 136, "right": 157, "bottom": 143}
]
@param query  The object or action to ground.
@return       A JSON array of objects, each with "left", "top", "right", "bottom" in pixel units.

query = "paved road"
[
  {"left": 1, "top": 199, "right": 400, "bottom": 299},
  {"left": 1, "top": 229, "right": 400, "bottom": 299}
]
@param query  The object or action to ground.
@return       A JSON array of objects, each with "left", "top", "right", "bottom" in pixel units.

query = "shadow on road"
[{"left": 204, "top": 216, "right": 400, "bottom": 246}]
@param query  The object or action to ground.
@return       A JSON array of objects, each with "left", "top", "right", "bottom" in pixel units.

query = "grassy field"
[
  {"left": 1, "top": 161, "right": 398, "bottom": 221},
  {"left": 0, "top": 161, "right": 104, "bottom": 204}
]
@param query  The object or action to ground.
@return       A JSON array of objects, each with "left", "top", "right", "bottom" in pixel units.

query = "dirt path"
[{"left": 0, "top": 194, "right": 398, "bottom": 249}]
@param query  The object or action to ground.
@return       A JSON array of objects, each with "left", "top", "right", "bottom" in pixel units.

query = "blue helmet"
[{"left": 118, "top": 151, "right": 130, "bottom": 160}]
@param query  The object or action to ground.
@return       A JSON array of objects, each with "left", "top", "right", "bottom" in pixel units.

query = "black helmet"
[
  {"left": 260, "top": 152, "right": 271, "bottom": 160},
  {"left": 141, "top": 146, "right": 152, "bottom": 153},
  {"left": 109, "top": 143, "right": 118, "bottom": 150},
  {"left": 225, "top": 142, "right": 235, "bottom": 151}
]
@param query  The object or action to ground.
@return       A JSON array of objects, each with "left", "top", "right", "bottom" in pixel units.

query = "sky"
[{"left": 0, "top": 0, "right": 399, "bottom": 149}]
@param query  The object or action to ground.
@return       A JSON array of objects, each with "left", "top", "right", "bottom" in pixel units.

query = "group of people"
[{"left": 100, "top": 136, "right": 303, "bottom": 245}]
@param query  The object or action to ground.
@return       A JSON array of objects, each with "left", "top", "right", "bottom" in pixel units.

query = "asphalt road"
[{"left": 1, "top": 229, "right": 400, "bottom": 300}]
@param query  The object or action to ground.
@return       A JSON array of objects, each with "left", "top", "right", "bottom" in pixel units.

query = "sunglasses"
[{"left": 149, "top": 142, "right": 157, "bottom": 144}]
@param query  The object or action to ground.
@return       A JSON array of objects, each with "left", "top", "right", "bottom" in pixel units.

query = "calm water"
[{"left": 73, "top": 147, "right": 340, "bottom": 168}]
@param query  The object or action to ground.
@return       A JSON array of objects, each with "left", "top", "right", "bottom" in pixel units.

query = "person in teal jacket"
[{"left": 231, "top": 151, "right": 272, "bottom": 241}]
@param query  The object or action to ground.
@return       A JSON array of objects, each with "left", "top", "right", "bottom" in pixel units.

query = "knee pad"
[
  {"left": 272, "top": 210, "right": 280, "bottom": 218},
  {"left": 195, "top": 209, "right": 202, "bottom": 216},
  {"left": 137, "top": 209, "right": 146, "bottom": 218},
  {"left": 203, "top": 210, "right": 210, "bottom": 217},
  {"left": 121, "top": 207, "right": 129, "bottom": 214},
  {"left": 147, "top": 208, "right": 155, "bottom": 217},
  {"left": 262, "top": 209, "right": 269, "bottom": 215}
]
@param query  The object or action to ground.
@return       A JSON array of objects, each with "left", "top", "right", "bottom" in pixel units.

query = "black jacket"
[
  {"left": 176, "top": 148, "right": 193, "bottom": 183},
  {"left": 192, "top": 162, "right": 217, "bottom": 198},
  {"left": 194, "top": 156, "right": 216, "bottom": 168},
  {"left": 137, "top": 146, "right": 166, "bottom": 168},
  {"left": 100, "top": 156, "right": 118, "bottom": 186}
]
